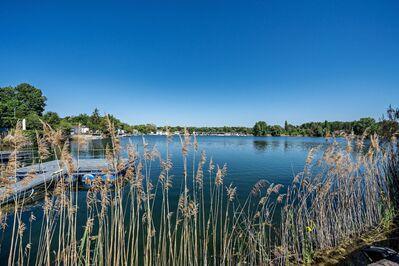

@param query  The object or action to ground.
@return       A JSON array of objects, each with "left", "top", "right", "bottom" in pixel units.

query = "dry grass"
[{"left": 0, "top": 122, "right": 396, "bottom": 265}]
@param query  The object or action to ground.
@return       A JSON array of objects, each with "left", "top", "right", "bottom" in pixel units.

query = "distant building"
[
  {"left": 117, "top": 129, "right": 125, "bottom": 135},
  {"left": 155, "top": 130, "right": 166, "bottom": 135},
  {"left": 72, "top": 125, "right": 90, "bottom": 135}
]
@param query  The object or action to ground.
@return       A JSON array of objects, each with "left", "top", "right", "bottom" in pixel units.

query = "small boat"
[
  {"left": 101, "top": 174, "right": 116, "bottom": 183},
  {"left": 81, "top": 173, "right": 96, "bottom": 188}
]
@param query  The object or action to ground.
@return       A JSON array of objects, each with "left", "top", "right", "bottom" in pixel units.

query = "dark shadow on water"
[{"left": 253, "top": 140, "right": 269, "bottom": 151}]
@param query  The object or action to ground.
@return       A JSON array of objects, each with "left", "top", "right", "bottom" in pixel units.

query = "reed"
[{"left": 0, "top": 122, "right": 395, "bottom": 265}]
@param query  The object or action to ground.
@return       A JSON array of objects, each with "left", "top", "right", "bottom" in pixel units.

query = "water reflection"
[
  {"left": 253, "top": 140, "right": 268, "bottom": 151},
  {"left": 0, "top": 135, "right": 371, "bottom": 264},
  {"left": 70, "top": 138, "right": 112, "bottom": 159}
]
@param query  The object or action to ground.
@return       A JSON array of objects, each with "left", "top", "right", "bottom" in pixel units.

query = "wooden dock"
[
  {"left": 0, "top": 150, "right": 34, "bottom": 165},
  {"left": 0, "top": 158, "right": 133, "bottom": 205}
]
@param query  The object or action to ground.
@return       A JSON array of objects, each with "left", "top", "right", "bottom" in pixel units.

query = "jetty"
[
  {"left": 0, "top": 150, "right": 35, "bottom": 165},
  {"left": 0, "top": 158, "right": 133, "bottom": 205}
]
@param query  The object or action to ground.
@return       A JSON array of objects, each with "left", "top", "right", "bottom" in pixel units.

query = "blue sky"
[{"left": 1, "top": 0, "right": 398, "bottom": 127}]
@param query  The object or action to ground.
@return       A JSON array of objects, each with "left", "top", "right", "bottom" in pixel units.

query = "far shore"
[{"left": 69, "top": 133, "right": 346, "bottom": 139}]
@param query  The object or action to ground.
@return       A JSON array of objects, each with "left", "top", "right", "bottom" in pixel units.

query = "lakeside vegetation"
[
  {"left": 2, "top": 0, "right": 398, "bottom": 264},
  {"left": 1, "top": 83, "right": 398, "bottom": 265},
  {"left": 0, "top": 113, "right": 398, "bottom": 265},
  {"left": 2, "top": 83, "right": 397, "bottom": 138}
]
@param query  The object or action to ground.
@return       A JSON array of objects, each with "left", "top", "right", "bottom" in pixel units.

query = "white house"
[
  {"left": 72, "top": 125, "right": 90, "bottom": 135},
  {"left": 155, "top": 130, "right": 167, "bottom": 135},
  {"left": 117, "top": 129, "right": 125, "bottom": 135}
]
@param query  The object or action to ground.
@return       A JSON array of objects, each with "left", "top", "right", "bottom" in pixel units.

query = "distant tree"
[
  {"left": 14, "top": 83, "right": 47, "bottom": 116},
  {"left": 25, "top": 113, "right": 42, "bottom": 130},
  {"left": 0, "top": 83, "right": 47, "bottom": 128},
  {"left": 91, "top": 108, "right": 101, "bottom": 123},
  {"left": 315, "top": 125, "right": 324, "bottom": 137},
  {"left": 253, "top": 121, "right": 268, "bottom": 136},
  {"left": 353, "top": 117, "right": 377, "bottom": 135},
  {"left": 380, "top": 105, "right": 399, "bottom": 139},
  {"left": 147, "top": 124, "right": 157, "bottom": 133},
  {"left": 284, "top": 120, "right": 288, "bottom": 132},
  {"left": 43, "top": 111, "right": 61, "bottom": 127},
  {"left": 90, "top": 108, "right": 102, "bottom": 132},
  {"left": 58, "top": 119, "right": 73, "bottom": 134},
  {"left": 69, "top": 113, "right": 91, "bottom": 126},
  {"left": 270, "top": 125, "right": 284, "bottom": 136},
  {"left": 386, "top": 104, "right": 399, "bottom": 121},
  {"left": 324, "top": 120, "right": 331, "bottom": 135}
]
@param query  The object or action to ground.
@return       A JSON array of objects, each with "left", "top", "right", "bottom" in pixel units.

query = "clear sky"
[{"left": 1, "top": 0, "right": 398, "bottom": 127}]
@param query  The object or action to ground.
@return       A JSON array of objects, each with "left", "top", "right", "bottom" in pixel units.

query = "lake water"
[
  {"left": 0, "top": 136, "right": 344, "bottom": 263},
  {"left": 73, "top": 135, "right": 339, "bottom": 189}
]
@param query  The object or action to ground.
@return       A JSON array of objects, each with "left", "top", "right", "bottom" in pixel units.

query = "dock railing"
[
  {"left": 0, "top": 148, "right": 38, "bottom": 166},
  {"left": 0, "top": 147, "right": 114, "bottom": 167}
]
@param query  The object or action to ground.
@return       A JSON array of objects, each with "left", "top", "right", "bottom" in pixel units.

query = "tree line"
[
  {"left": 0, "top": 84, "right": 133, "bottom": 136},
  {"left": 1, "top": 83, "right": 398, "bottom": 138},
  {"left": 253, "top": 117, "right": 379, "bottom": 137},
  {"left": 253, "top": 108, "right": 398, "bottom": 138}
]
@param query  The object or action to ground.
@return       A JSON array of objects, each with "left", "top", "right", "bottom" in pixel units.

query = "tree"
[
  {"left": 15, "top": 83, "right": 47, "bottom": 116},
  {"left": 90, "top": 108, "right": 102, "bottom": 132},
  {"left": 353, "top": 117, "right": 377, "bottom": 135},
  {"left": 270, "top": 125, "right": 283, "bottom": 136},
  {"left": 91, "top": 108, "right": 101, "bottom": 123},
  {"left": 253, "top": 121, "right": 268, "bottom": 136},
  {"left": 0, "top": 86, "right": 18, "bottom": 127},
  {"left": 386, "top": 104, "right": 399, "bottom": 121},
  {"left": 380, "top": 105, "right": 399, "bottom": 139},
  {"left": 25, "top": 112, "right": 42, "bottom": 130},
  {"left": 146, "top": 124, "right": 157, "bottom": 133},
  {"left": 58, "top": 119, "right": 72, "bottom": 133},
  {"left": 0, "top": 83, "right": 47, "bottom": 128},
  {"left": 315, "top": 125, "right": 324, "bottom": 137},
  {"left": 43, "top": 111, "right": 61, "bottom": 127}
]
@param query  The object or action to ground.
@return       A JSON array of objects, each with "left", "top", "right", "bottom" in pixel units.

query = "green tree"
[
  {"left": 380, "top": 105, "right": 399, "bottom": 139},
  {"left": 90, "top": 108, "right": 102, "bottom": 132},
  {"left": 353, "top": 117, "right": 377, "bottom": 135},
  {"left": 0, "top": 83, "right": 47, "bottom": 128},
  {"left": 58, "top": 120, "right": 73, "bottom": 134},
  {"left": 43, "top": 111, "right": 61, "bottom": 127},
  {"left": 253, "top": 121, "right": 268, "bottom": 136},
  {"left": 0, "top": 86, "right": 19, "bottom": 127},
  {"left": 15, "top": 83, "right": 47, "bottom": 116},
  {"left": 25, "top": 113, "right": 42, "bottom": 130},
  {"left": 146, "top": 124, "right": 157, "bottom": 133},
  {"left": 270, "top": 125, "right": 283, "bottom": 136}
]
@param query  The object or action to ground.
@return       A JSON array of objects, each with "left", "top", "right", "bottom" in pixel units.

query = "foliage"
[
  {"left": 379, "top": 105, "right": 399, "bottom": 139},
  {"left": 42, "top": 111, "right": 61, "bottom": 127},
  {"left": 1, "top": 83, "right": 396, "bottom": 139},
  {"left": 253, "top": 121, "right": 268, "bottom": 136},
  {"left": 0, "top": 83, "right": 47, "bottom": 128},
  {"left": 0, "top": 123, "right": 394, "bottom": 265},
  {"left": 0, "top": 84, "right": 134, "bottom": 135},
  {"left": 252, "top": 117, "right": 382, "bottom": 137}
]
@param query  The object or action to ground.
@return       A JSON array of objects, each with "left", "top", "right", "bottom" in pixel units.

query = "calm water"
[
  {"left": 0, "top": 136, "right": 344, "bottom": 263},
  {"left": 73, "top": 135, "right": 339, "bottom": 188}
]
